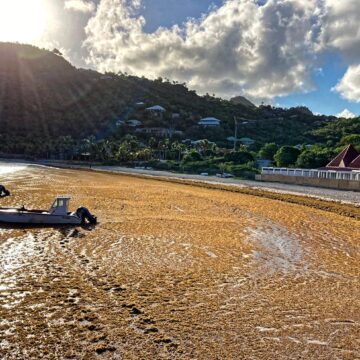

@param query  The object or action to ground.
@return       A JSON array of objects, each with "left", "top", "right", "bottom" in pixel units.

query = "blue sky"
[
  {"left": 142, "top": 0, "right": 223, "bottom": 33},
  {"left": 275, "top": 53, "right": 356, "bottom": 116},
  {"left": 137, "top": 0, "right": 360, "bottom": 116}
]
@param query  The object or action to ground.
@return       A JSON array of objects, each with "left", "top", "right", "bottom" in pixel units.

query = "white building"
[
  {"left": 261, "top": 167, "right": 360, "bottom": 181},
  {"left": 227, "top": 136, "right": 237, "bottom": 142},
  {"left": 116, "top": 120, "right": 126, "bottom": 127},
  {"left": 127, "top": 119, "right": 142, "bottom": 127},
  {"left": 191, "top": 139, "right": 216, "bottom": 146},
  {"left": 198, "top": 117, "right": 221, "bottom": 127},
  {"left": 135, "top": 127, "right": 183, "bottom": 137},
  {"left": 146, "top": 105, "right": 166, "bottom": 112},
  {"left": 239, "top": 137, "right": 255, "bottom": 146}
]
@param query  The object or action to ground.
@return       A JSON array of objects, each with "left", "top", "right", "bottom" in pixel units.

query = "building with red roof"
[
  {"left": 325, "top": 144, "right": 360, "bottom": 171},
  {"left": 260, "top": 144, "right": 360, "bottom": 189},
  {"left": 349, "top": 154, "right": 360, "bottom": 169}
]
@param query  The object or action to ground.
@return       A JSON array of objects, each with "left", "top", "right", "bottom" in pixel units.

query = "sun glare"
[{"left": 0, "top": 0, "right": 46, "bottom": 43}]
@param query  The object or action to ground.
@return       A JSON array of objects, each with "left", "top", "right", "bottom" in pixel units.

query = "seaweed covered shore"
[{"left": 0, "top": 165, "right": 359, "bottom": 359}]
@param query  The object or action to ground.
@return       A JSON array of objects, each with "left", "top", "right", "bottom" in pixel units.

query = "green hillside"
[
  {"left": 0, "top": 43, "right": 133, "bottom": 138},
  {"left": 0, "top": 44, "right": 331, "bottom": 142},
  {"left": 0, "top": 42, "right": 357, "bottom": 175}
]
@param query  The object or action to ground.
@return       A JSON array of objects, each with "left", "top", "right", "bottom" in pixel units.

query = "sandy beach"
[{"left": 0, "top": 164, "right": 359, "bottom": 359}]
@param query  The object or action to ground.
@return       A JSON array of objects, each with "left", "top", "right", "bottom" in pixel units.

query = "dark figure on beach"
[{"left": 0, "top": 185, "right": 10, "bottom": 197}]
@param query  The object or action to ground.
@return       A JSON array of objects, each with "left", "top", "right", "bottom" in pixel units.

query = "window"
[{"left": 52, "top": 199, "right": 65, "bottom": 208}]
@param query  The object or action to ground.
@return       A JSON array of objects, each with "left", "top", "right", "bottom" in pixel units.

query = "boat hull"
[{"left": 0, "top": 210, "right": 82, "bottom": 225}]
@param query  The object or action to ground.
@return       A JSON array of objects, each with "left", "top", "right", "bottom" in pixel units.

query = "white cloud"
[
  {"left": 65, "top": 0, "right": 95, "bottom": 13},
  {"left": 321, "top": 0, "right": 360, "bottom": 102},
  {"left": 336, "top": 109, "right": 356, "bottom": 119},
  {"left": 321, "top": 0, "right": 360, "bottom": 61},
  {"left": 84, "top": 0, "right": 324, "bottom": 101},
  {"left": 80, "top": 0, "right": 360, "bottom": 102},
  {"left": 333, "top": 64, "right": 360, "bottom": 103}
]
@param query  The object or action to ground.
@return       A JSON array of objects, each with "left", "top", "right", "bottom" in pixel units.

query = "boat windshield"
[
  {"left": 49, "top": 197, "right": 70, "bottom": 214},
  {"left": 52, "top": 199, "right": 65, "bottom": 208}
]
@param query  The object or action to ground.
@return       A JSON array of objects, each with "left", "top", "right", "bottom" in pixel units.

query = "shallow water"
[
  {"left": 0, "top": 165, "right": 359, "bottom": 359},
  {"left": 0, "top": 163, "right": 27, "bottom": 175}
]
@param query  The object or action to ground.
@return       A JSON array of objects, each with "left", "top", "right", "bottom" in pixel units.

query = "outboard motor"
[
  {"left": 76, "top": 207, "right": 97, "bottom": 225},
  {"left": 0, "top": 185, "right": 10, "bottom": 197}
]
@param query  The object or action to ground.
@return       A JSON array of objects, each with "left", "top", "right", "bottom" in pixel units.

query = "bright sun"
[{"left": 0, "top": 0, "right": 46, "bottom": 43}]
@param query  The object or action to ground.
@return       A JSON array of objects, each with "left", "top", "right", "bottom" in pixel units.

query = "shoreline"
[
  {"left": 3, "top": 160, "right": 359, "bottom": 221},
  {"left": 92, "top": 168, "right": 360, "bottom": 221}
]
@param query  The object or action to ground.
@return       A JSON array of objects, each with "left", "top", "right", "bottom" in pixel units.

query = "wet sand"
[{"left": 0, "top": 165, "right": 359, "bottom": 359}]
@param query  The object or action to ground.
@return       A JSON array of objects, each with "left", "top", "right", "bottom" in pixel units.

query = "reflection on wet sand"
[
  {"left": 0, "top": 163, "right": 27, "bottom": 175},
  {"left": 0, "top": 165, "right": 359, "bottom": 359}
]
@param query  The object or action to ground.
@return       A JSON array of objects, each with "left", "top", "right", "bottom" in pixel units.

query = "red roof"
[
  {"left": 326, "top": 145, "right": 359, "bottom": 169},
  {"left": 349, "top": 154, "right": 360, "bottom": 169}
]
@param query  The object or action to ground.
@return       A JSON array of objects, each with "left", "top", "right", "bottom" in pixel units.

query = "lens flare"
[{"left": 0, "top": 0, "right": 46, "bottom": 43}]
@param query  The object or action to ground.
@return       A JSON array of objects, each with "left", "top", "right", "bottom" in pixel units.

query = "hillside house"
[
  {"left": 116, "top": 120, "right": 126, "bottom": 127},
  {"left": 260, "top": 145, "right": 360, "bottom": 189},
  {"left": 198, "top": 117, "right": 221, "bottom": 127},
  {"left": 295, "top": 144, "right": 313, "bottom": 150},
  {"left": 191, "top": 139, "right": 216, "bottom": 146},
  {"left": 226, "top": 136, "right": 237, "bottom": 142},
  {"left": 136, "top": 127, "right": 183, "bottom": 137},
  {"left": 239, "top": 137, "right": 255, "bottom": 146},
  {"left": 146, "top": 105, "right": 166, "bottom": 113},
  {"left": 127, "top": 119, "right": 142, "bottom": 127}
]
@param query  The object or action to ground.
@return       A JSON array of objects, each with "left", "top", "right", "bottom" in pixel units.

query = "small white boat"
[{"left": 0, "top": 196, "right": 97, "bottom": 225}]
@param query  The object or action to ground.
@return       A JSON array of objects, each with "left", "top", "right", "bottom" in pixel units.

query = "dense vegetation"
[{"left": 0, "top": 42, "right": 358, "bottom": 178}]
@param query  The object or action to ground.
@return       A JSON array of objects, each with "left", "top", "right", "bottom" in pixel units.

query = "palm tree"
[{"left": 171, "top": 141, "right": 187, "bottom": 161}]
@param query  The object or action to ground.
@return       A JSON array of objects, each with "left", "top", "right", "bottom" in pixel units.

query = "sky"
[{"left": 1, "top": 0, "right": 360, "bottom": 118}]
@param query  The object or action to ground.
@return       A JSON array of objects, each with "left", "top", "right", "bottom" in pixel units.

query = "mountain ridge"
[{"left": 0, "top": 42, "right": 352, "bottom": 158}]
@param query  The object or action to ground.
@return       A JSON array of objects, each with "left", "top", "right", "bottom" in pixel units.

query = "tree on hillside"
[
  {"left": 194, "top": 139, "right": 217, "bottom": 156},
  {"left": 274, "top": 146, "right": 300, "bottom": 167},
  {"left": 171, "top": 141, "right": 188, "bottom": 161},
  {"left": 52, "top": 48, "right": 63, "bottom": 56},
  {"left": 312, "top": 117, "right": 360, "bottom": 144},
  {"left": 135, "top": 148, "right": 152, "bottom": 161},
  {"left": 259, "top": 143, "right": 278, "bottom": 160},
  {"left": 81, "top": 136, "right": 97, "bottom": 156},
  {"left": 340, "top": 134, "right": 360, "bottom": 148},
  {"left": 121, "top": 135, "right": 140, "bottom": 152},
  {"left": 148, "top": 137, "right": 158, "bottom": 149},
  {"left": 224, "top": 150, "right": 254, "bottom": 164},
  {"left": 116, "top": 143, "right": 133, "bottom": 162},
  {"left": 182, "top": 150, "right": 202, "bottom": 163},
  {"left": 296, "top": 148, "right": 334, "bottom": 169}
]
